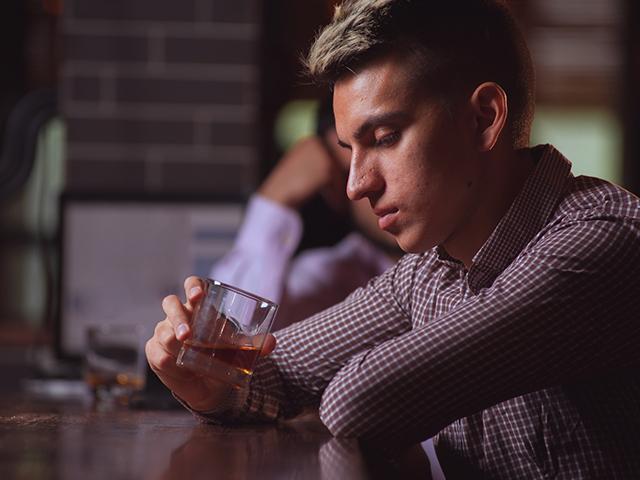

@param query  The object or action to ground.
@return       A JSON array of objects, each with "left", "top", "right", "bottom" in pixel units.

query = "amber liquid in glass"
[{"left": 185, "top": 342, "right": 260, "bottom": 376}]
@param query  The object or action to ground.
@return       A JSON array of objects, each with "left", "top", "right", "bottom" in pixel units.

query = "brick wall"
[{"left": 61, "top": 0, "right": 261, "bottom": 195}]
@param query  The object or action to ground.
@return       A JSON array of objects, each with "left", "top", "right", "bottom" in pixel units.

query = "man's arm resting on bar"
[
  {"left": 318, "top": 219, "right": 640, "bottom": 449},
  {"left": 183, "top": 254, "right": 421, "bottom": 423}
]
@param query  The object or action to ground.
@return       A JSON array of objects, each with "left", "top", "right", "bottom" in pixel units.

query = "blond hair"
[
  {"left": 304, "top": 0, "right": 535, "bottom": 149},
  {"left": 305, "top": 0, "right": 394, "bottom": 81}
]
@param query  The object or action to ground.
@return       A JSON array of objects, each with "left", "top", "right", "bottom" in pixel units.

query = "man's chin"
[
  {"left": 398, "top": 244, "right": 424, "bottom": 254},
  {"left": 397, "top": 233, "right": 438, "bottom": 254}
]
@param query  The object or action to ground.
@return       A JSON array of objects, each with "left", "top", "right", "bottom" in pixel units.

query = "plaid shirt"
[{"left": 196, "top": 145, "right": 640, "bottom": 479}]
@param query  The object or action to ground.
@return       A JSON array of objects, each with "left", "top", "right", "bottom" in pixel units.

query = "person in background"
[
  {"left": 210, "top": 100, "right": 401, "bottom": 330},
  {"left": 147, "top": 1, "right": 640, "bottom": 477}
]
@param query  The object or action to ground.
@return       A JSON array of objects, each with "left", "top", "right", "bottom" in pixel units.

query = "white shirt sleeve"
[
  {"left": 209, "top": 194, "right": 302, "bottom": 304},
  {"left": 210, "top": 196, "right": 394, "bottom": 331}
]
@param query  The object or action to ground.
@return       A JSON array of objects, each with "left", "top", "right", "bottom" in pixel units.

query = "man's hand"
[
  {"left": 145, "top": 276, "right": 276, "bottom": 412},
  {"left": 258, "top": 135, "right": 348, "bottom": 210}
]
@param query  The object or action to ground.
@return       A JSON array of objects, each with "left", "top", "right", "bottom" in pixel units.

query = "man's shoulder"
[
  {"left": 520, "top": 175, "right": 640, "bottom": 267},
  {"left": 554, "top": 175, "right": 640, "bottom": 223}
]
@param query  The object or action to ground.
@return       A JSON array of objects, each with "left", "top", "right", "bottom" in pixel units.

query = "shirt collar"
[{"left": 452, "top": 144, "right": 572, "bottom": 293}]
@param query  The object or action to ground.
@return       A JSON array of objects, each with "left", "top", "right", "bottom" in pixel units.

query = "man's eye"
[{"left": 375, "top": 132, "right": 400, "bottom": 147}]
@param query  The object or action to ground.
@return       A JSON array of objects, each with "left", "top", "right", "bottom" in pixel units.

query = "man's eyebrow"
[
  {"left": 336, "top": 111, "right": 410, "bottom": 149},
  {"left": 352, "top": 111, "right": 410, "bottom": 141}
]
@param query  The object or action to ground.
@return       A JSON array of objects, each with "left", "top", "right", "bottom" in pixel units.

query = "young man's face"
[{"left": 333, "top": 54, "right": 482, "bottom": 254}]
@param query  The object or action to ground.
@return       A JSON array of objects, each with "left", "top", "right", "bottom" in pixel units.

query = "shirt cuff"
[
  {"left": 172, "top": 386, "right": 250, "bottom": 425},
  {"left": 235, "top": 194, "right": 303, "bottom": 258}
]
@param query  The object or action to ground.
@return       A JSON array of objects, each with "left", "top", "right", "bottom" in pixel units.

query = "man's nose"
[{"left": 346, "top": 153, "right": 382, "bottom": 201}]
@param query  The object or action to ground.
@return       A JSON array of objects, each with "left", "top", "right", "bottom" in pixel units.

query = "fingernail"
[
  {"left": 189, "top": 286, "right": 201, "bottom": 298},
  {"left": 176, "top": 324, "right": 188, "bottom": 338}
]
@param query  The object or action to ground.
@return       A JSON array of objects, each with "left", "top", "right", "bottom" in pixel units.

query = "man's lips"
[{"left": 374, "top": 207, "right": 400, "bottom": 230}]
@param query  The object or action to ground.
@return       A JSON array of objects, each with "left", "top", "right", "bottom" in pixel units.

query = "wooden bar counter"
[{"left": 0, "top": 386, "right": 428, "bottom": 479}]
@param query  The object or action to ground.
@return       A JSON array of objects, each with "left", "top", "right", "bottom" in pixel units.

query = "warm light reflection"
[{"left": 42, "top": 0, "right": 62, "bottom": 16}]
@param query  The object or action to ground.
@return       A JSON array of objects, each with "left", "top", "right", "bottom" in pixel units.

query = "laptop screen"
[{"left": 55, "top": 194, "right": 244, "bottom": 360}]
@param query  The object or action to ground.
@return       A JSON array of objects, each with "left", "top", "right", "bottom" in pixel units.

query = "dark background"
[{"left": 0, "top": 0, "right": 638, "bottom": 342}]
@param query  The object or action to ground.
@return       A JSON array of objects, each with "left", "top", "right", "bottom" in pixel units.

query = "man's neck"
[{"left": 442, "top": 147, "right": 536, "bottom": 269}]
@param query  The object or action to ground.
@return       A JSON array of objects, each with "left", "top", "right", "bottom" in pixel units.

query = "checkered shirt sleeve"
[{"left": 192, "top": 215, "right": 639, "bottom": 434}]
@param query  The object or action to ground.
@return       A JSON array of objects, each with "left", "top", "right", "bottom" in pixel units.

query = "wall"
[{"left": 61, "top": 0, "right": 261, "bottom": 195}]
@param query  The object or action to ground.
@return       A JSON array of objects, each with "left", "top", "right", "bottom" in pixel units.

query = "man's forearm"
[
  {"left": 318, "top": 220, "right": 640, "bottom": 450},
  {"left": 188, "top": 258, "right": 417, "bottom": 425}
]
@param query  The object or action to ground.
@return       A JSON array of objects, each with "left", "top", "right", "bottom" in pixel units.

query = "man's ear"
[{"left": 469, "top": 82, "right": 508, "bottom": 152}]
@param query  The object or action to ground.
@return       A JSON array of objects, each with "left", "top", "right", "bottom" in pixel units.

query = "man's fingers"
[
  {"left": 146, "top": 336, "right": 187, "bottom": 378},
  {"left": 184, "top": 276, "right": 205, "bottom": 311},
  {"left": 153, "top": 319, "right": 183, "bottom": 357},
  {"left": 161, "top": 294, "right": 191, "bottom": 341},
  {"left": 145, "top": 339, "right": 205, "bottom": 398}
]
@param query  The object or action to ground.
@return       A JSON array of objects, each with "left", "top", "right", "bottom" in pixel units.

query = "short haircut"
[{"left": 305, "top": 0, "right": 535, "bottom": 149}]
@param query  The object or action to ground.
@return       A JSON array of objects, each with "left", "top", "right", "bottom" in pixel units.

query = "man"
[{"left": 146, "top": 1, "right": 640, "bottom": 477}]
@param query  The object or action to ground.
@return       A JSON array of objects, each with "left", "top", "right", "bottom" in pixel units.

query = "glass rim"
[{"left": 206, "top": 278, "right": 278, "bottom": 308}]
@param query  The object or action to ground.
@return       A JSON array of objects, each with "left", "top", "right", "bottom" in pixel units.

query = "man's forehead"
[
  {"left": 332, "top": 61, "right": 421, "bottom": 140},
  {"left": 334, "top": 62, "right": 415, "bottom": 113},
  {"left": 337, "top": 55, "right": 414, "bottom": 91}
]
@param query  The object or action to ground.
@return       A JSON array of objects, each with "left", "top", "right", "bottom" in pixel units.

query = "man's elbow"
[{"left": 319, "top": 386, "right": 371, "bottom": 438}]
